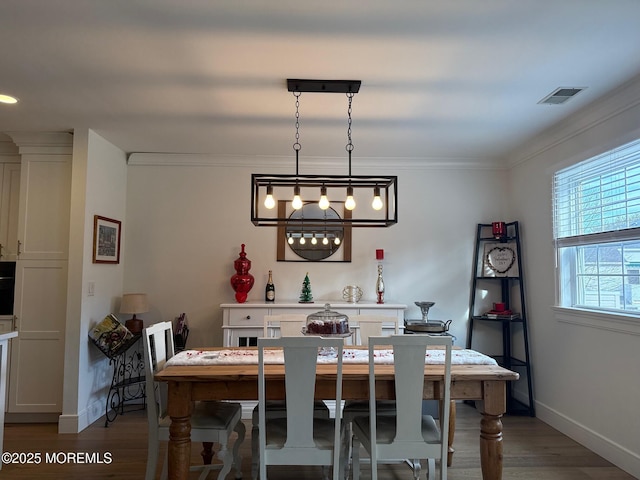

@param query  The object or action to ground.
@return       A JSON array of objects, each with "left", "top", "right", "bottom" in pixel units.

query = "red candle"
[
  {"left": 492, "top": 222, "right": 506, "bottom": 238},
  {"left": 376, "top": 249, "right": 384, "bottom": 260}
]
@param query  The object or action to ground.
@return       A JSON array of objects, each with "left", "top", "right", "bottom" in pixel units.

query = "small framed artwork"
[
  {"left": 483, "top": 242, "right": 519, "bottom": 277},
  {"left": 93, "top": 215, "right": 121, "bottom": 264}
]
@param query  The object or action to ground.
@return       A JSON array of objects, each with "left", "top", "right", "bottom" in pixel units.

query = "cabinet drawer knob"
[{"left": 246, "top": 315, "right": 251, "bottom": 320}]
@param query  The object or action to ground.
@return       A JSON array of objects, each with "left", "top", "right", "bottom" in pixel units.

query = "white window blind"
[
  {"left": 553, "top": 138, "right": 640, "bottom": 246},
  {"left": 553, "top": 138, "right": 640, "bottom": 315}
]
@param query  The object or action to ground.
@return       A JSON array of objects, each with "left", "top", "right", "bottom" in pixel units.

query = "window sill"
[{"left": 553, "top": 306, "right": 640, "bottom": 335}]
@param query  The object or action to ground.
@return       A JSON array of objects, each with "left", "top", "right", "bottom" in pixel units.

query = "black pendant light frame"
[{"left": 250, "top": 79, "right": 398, "bottom": 228}]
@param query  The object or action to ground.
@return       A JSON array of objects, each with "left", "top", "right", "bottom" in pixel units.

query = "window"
[{"left": 553, "top": 138, "right": 640, "bottom": 314}]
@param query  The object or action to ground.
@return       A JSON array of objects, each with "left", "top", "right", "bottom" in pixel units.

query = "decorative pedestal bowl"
[
  {"left": 414, "top": 301, "right": 436, "bottom": 321},
  {"left": 405, "top": 301, "right": 452, "bottom": 334}
]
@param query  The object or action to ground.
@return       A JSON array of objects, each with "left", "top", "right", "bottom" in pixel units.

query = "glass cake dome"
[{"left": 303, "top": 303, "right": 351, "bottom": 337}]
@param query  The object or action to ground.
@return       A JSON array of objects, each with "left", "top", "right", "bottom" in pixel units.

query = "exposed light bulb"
[
  {"left": 0, "top": 94, "right": 18, "bottom": 104},
  {"left": 292, "top": 185, "right": 303, "bottom": 210},
  {"left": 345, "top": 186, "right": 356, "bottom": 210},
  {"left": 311, "top": 235, "right": 317, "bottom": 245},
  {"left": 288, "top": 235, "right": 294, "bottom": 245},
  {"left": 372, "top": 187, "right": 383, "bottom": 211},
  {"left": 264, "top": 185, "right": 276, "bottom": 209},
  {"left": 334, "top": 237, "right": 341, "bottom": 245},
  {"left": 318, "top": 186, "right": 330, "bottom": 210},
  {"left": 299, "top": 236, "right": 306, "bottom": 245},
  {"left": 322, "top": 236, "right": 329, "bottom": 245}
]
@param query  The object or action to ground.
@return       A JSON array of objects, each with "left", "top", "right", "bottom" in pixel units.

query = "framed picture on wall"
[
  {"left": 276, "top": 200, "right": 352, "bottom": 262},
  {"left": 92, "top": 215, "right": 121, "bottom": 264},
  {"left": 482, "top": 242, "right": 519, "bottom": 277}
]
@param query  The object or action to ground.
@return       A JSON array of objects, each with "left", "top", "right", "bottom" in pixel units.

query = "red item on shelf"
[{"left": 492, "top": 221, "right": 506, "bottom": 238}]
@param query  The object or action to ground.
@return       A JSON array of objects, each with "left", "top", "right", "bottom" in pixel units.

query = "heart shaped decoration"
[{"left": 485, "top": 245, "right": 516, "bottom": 275}]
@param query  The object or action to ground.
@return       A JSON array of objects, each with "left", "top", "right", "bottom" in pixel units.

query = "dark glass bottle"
[{"left": 265, "top": 270, "right": 275, "bottom": 302}]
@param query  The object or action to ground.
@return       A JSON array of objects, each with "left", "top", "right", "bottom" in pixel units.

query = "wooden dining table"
[{"left": 155, "top": 347, "right": 519, "bottom": 480}]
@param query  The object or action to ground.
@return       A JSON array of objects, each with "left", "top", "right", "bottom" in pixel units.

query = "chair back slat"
[
  {"left": 282, "top": 343, "right": 322, "bottom": 446},
  {"left": 142, "top": 322, "right": 175, "bottom": 422},
  {"left": 258, "top": 336, "right": 344, "bottom": 479},
  {"left": 391, "top": 341, "right": 429, "bottom": 442},
  {"left": 367, "top": 335, "right": 452, "bottom": 460}
]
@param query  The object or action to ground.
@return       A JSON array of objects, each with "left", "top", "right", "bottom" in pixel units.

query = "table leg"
[
  {"left": 480, "top": 413, "right": 503, "bottom": 480},
  {"left": 478, "top": 381, "right": 506, "bottom": 480},
  {"left": 167, "top": 381, "right": 192, "bottom": 480}
]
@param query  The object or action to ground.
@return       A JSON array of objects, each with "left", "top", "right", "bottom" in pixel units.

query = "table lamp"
[{"left": 120, "top": 293, "right": 149, "bottom": 334}]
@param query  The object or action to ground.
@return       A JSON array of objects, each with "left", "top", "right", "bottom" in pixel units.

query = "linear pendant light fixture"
[{"left": 251, "top": 79, "right": 398, "bottom": 227}]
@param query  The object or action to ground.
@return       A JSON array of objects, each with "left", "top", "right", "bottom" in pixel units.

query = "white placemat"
[{"left": 166, "top": 348, "right": 497, "bottom": 366}]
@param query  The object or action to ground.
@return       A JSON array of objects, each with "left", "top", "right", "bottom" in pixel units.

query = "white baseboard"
[
  {"left": 535, "top": 400, "right": 640, "bottom": 478},
  {"left": 58, "top": 413, "right": 83, "bottom": 433},
  {"left": 5, "top": 412, "right": 59, "bottom": 423},
  {"left": 58, "top": 397, "right": 108, "bottom": 433}
]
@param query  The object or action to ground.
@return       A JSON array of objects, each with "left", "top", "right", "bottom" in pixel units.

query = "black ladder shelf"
[{"left": 466, "top": 221, "right": 535, "bottom": 416}]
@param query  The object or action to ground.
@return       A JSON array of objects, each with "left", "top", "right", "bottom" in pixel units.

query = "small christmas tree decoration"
[{"left": 299, "top": 272, "right": 314, "bottom": 303}]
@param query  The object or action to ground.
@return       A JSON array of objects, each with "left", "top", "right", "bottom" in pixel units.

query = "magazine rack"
[
  {"left": 102, "top": 334, "right": 145, "bottom": 426},
  {"left": 89, "top": 315, "right": 146, "bottom": 426}
]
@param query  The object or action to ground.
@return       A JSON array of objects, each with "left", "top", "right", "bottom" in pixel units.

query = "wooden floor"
[{"left": 1, "top": 403, "right": 635, "bottom": 479}]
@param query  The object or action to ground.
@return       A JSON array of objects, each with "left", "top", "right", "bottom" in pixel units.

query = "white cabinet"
[
  {"left": 5, "top": 133, "right": 71, "bottom": 415},
  {"left": 221, "top": 301, "right": 406, "bottom": 347},
  {"left": 16, "top": 154, "right": 71, "bottom": 260},
  {"left": 9, "top": 260, "right": 67, "bottom": 413},
  {"left": 0, "top": 163, "right": 20, "bottom": 261},
  {"left": 0, "top": 316, "right": 15, "bottom": 334}
]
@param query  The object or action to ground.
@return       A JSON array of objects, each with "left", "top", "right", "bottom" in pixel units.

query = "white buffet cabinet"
[{"left": 221, "top": 301, "right": 406, "bottom": 347}]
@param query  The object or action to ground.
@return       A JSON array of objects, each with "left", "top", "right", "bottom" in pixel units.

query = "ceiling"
[{"left": 2, "top": 0, "right": 640, "bottom": 164}]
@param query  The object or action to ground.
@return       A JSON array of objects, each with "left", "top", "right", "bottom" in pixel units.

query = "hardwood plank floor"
[{"left": 1, "top": 403, "right": 635, "bottom": 479}]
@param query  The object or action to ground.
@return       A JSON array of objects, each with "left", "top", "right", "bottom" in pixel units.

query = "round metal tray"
[{"left": 403, "top": 319, "right": 452, "bottom": 333}]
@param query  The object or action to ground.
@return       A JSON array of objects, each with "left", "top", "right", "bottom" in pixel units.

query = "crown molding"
[
  {"left": 5, "top": 131, "right": 73, "bottom": 155},
  {"left": 127, "top": 152, "right": 503, "bottom": 170}
]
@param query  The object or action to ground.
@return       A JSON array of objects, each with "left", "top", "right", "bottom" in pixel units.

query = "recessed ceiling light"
[{"left": 0, "top": 94, "right": 19, "bottom": 104}]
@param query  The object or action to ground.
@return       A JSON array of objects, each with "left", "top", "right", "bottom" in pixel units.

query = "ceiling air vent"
[{"left": 538, "top": 87, "right": 586, "bottom": 105}]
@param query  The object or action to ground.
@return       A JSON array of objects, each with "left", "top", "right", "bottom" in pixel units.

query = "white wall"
[
  {"left": 60, "top": 129, "right": 127, "bottom": 433},
  {"left": 507, "top": 75, "right": 640, "bottom": 477},
  {"left": 124, "top": 155, "right": 508, "bottom": 347}
]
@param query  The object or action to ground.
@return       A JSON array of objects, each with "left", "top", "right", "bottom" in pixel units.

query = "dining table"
[{"left": 155, "top": 346, "right": 519, "bottom": 480}]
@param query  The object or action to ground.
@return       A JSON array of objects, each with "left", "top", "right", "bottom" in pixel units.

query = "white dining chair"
[
  {"left": 340, "top": 315, "right": 397, "bottom": 480},
  {"left": 263, "top": 314, "right": 308, "bottom": 337},
  {"left": 143, "top": 321, "right": 246, "bottom": 480},
  {"left": 351, "top": 335, "right": 452, "bottom": 480},
  {"left": 353, "top": 315, "right": 387, "bottom": 346},
  {"left": 257, "top": 336, "right": 344, "bottom": 480},
  {"left": 252, "top": 314, "right": 330, "bottom": 480}
]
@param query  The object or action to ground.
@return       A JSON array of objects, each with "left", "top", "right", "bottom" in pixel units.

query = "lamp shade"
[{"left": 120, "top": 293, "right": 149, "bottom": 315}]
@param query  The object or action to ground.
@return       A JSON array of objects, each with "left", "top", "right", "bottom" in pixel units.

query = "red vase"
[{"left": 230, "top": 244, "right": 254, "bottom": 303}]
